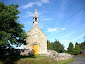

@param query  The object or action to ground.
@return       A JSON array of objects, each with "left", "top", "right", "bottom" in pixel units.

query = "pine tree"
[{"left": 67, "top": 42, "right": 74, "bottom": 54}]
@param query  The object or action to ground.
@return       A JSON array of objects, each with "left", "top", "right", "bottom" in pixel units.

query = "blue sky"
[{"left": 1, "top": 0, "right": 85, "bottom": 49}]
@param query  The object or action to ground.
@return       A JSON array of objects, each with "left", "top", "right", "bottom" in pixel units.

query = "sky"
[{"left": 0, "top": 0, "right": 85, "bottom": 49}]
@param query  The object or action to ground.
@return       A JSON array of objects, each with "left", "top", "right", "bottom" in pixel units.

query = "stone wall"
[{"left": 47, "top": 49, "right": 73, "bottom": 61}]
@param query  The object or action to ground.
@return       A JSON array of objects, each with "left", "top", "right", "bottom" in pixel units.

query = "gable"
[{"left": 27, "top": 26, "right": 47, "bottom": 38}]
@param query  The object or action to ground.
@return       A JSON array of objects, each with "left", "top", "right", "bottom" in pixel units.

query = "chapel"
[{"left": 24, "top": 9, "right": 47, "bottom": 54}]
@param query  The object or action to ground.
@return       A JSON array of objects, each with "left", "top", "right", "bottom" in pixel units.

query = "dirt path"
[{"left": 69, "top": 56, "right": 85, "bottom": 64}]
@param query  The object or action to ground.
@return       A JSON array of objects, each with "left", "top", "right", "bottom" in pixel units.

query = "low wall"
[{"left": 47, "top": 49, "right": 73, "bottom": 61}]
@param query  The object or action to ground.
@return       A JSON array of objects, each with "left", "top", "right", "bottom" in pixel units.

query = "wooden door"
[{"left": 33, "top": 44, "right": 38, "bottom": 54}]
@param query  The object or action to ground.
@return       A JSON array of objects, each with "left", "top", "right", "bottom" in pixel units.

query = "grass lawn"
[
  {"left": 57, "top": 58, "right": 75, "bottom": 64},
  {"left": 0, "top": 55, "right": 75, "bottom": 64}
]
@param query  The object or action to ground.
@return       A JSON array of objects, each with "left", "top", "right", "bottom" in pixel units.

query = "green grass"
[
  {"left": 0, "top": 55, "right": 75, "bottom": 64},
  {"left": 57, "top": 58, "right": 75, "bottom": 64}
]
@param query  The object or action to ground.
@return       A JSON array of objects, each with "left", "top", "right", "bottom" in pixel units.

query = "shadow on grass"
[{"left": 0, "top": 55, "right": 35, "bottom": 64}]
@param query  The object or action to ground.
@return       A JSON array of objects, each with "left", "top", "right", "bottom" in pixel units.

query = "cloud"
[
  {"left": 61, "top": 27, "right": 66, "bottom": 31},
  {"left": 22, "top": 11, "right": 34, "bottom": 18},
  {"left": 27, "top": 11, "right": 34, "bottom": 16},
  {"left": 23, "top": 10, "right": 51, "bottom": 20},
  {"left": 39, "top": 15, "right": 52, "bottom": 21},
  {"left": 61, "top": 32, "right": 75, "bottom": 39},
  {"left": 47, "top": 27, "right": 66, "bottom": 32},
  {"left": 35, "top": 1, "right": 42, "bottom": 6},
  {"left": 60, "top": 33, "right": 85, "bottom": 50},
  {"left": 21, "top": 2, "right": 34, "bottom": 9},
  {"left": 41, "top": 0, "right": 49, "bottom": 3},
  {"left": 23, "top": 11, "right": 42, "bottom": 18},
  {"left": 20, "top": 0, "right": 49, "bottom": 9},
  {"left": 72, "top": 33, "right": 85, "bottom": 41},
  {"left": 47, "top": 28, "right": 58, "bottom": 32}
]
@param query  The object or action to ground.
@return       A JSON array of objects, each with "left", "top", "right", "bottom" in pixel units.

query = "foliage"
[
  {"left": 80, "top": 41, "right": 85, "bottom": 50},
  {"left": 72, "top": 42, "right": 81, "bottom": 55},
  {"left": 47, "top": 40, "right": 51, "bottom": 49},
  {"left": 47, "top": 40, "right": 64, "bottom": 53},
  {"left": 67, "top": 42, "right": 74, "bottom": 54},
  {"left": 52, "top": 40, "right": 64, "bottom": 53},
  {"left": 67, "top": 42, "right": 81, "bottom": 55},
  {"left": 0, "top": 2, "right": 26, "bottom": 48}
]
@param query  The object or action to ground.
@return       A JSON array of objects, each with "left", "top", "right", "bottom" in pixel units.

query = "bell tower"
[{"left": 33, "top": 9, "right": 38, "bottom": 27}]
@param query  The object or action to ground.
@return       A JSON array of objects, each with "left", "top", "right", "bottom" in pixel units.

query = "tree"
[
  {"left": 0, "top": 2, "right": 26, "bottom": 48},
  {"left": 53, "top": 40, "right": 64, "bottom": 53},
  {"left": 73, "top": 42, "right": 81, "bottom": 55},
  {"left": 47, "top": 40, "right": 64, "bottom": 53},
  {"left": 80, "top": 41, "right": 85, "bottom": 50},
  {"left": 47, "top": 40, "right": 51, "bottom": 49},
  {"left": 67, "top": 42, "right": 73, "bottom": 54}
]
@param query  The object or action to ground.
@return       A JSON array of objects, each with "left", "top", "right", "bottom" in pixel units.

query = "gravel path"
[{"left": 69, "top": 56, "right": 85, "bottom": 64}]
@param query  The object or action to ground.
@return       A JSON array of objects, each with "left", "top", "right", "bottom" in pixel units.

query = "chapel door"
[{"left": 33, "top": 44, "right": 38, "bottom": 54}]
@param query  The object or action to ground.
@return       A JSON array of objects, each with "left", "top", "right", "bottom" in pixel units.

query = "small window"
[{"left": 35, "top": 18, "right": 37, "bottom": 21}]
